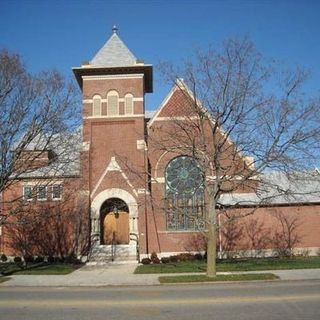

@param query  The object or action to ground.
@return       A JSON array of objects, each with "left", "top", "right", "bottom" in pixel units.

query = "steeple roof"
[
  {"left": 73, "top": 26, "right": 153, "bottom": 92},
  {"left": 90, "top": 26, "right": 137, "bottom": 67}
]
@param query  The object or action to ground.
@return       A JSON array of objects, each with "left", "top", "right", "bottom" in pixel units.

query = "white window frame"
[
  {"left": 52, "top": 184, "right": 62, "bottom": 201},
  {"left": 37, "top": 185, "right": 47, "bottom": 201},
  {"left": 23, "top": 185, "right": 33, "bottom": 201}
]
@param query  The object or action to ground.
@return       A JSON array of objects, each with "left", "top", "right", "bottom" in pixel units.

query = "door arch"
[
  {"left": 100, "top": 198, "right": 129, "bottom": 245},
  {"left": 90, "top": 188, "right": 138, "bottom": 248}
]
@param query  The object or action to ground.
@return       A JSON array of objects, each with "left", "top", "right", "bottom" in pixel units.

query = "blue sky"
[{"left": 1, "top": 0, "right": 319, "bottom": 110}]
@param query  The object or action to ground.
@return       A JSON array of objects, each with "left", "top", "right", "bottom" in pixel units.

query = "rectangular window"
[
  {"left": 23, "top": 186, "right": 33, "bottom": 201},
  {"left": 37, "top": 186, "right": 47, "bottom": 201},
  {"left": 52, "top": 184, "right": 62, "bottom": 200}
]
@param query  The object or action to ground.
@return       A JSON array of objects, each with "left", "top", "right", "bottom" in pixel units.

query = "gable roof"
[
  {"left": 90, "top": 29, "right": 137, "bottom": 67},
  {"left": 148, "top": 78, "right": 210, "bottom": 127}
]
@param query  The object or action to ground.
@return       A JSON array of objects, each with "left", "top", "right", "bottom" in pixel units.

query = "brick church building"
[{"left": 1, "top": 27, "right": 320, "bottom": 262}]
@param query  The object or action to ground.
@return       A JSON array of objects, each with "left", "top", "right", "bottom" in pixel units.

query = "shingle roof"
[
  {"left": 17, "top": 129, "right": 82, "bottom": 178},
  {"left": 90, "top": 30, "right": 137, "bottom": 67},
  {"left": 219, "top": 171, "right": 320, "bottom": 206}
]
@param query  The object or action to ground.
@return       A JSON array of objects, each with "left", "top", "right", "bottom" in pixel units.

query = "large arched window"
[
  {"left": 165, "top": 156, "right": 204, "bottom": 230},
  {"left": 92, "top": 95, "right": 101, "bottom": 116},
  {"left": 107, "top": 90, "right": 119, "bottom": 116},
  {"left": 124, "top": 93, "right": 133, "bottom": 115}
]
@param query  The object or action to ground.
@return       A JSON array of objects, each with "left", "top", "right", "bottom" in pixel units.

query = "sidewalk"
[{"left": 1, "top": 263, "right": 320, "bottom": 287}]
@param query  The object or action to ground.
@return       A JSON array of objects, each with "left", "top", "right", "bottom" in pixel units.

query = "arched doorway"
[{"left": 100, "top": 198, "right": 129, "bottom": 245}]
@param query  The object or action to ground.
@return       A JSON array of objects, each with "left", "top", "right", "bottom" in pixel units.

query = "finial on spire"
[{"left": 112, "top": 25, "right": 118, "bottom": 34}]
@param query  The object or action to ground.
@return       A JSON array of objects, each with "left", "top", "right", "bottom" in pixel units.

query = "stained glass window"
[{"left": 165, "top": 156, "right": 204, "bottom": 230}]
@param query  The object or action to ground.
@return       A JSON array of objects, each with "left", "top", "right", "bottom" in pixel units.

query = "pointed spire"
[{"left": 90, "top": 26, "right": 137, "bottom": 67}]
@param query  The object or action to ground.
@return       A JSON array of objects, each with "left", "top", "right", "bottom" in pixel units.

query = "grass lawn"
[
  {"left": 0, "top": 277, "right": 10, "bottom": 284},
  {"left": 0, "top": 263, "right": 81, "bottom": 276},
  {"left": 135, "top": 256, "right": 320, "bottom": 274},
  {"left": 159, "top": 273, "right": 278, "bottom": 283}
]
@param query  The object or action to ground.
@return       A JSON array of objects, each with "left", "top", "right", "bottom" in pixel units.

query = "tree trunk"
[
  {"left": 206, "top": 223, "right": 216, "bottom": 277},
  {"left": 206, "top": 195, "right": 217, "bottom": 277}
]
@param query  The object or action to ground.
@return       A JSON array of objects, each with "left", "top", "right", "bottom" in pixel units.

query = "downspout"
[{"left": 144, "top": 140, "right": 149, "bottom": 256}]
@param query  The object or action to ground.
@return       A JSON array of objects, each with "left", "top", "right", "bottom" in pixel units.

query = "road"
[{"left": 0, "top": 280, "right": 319, "bottom": 320}]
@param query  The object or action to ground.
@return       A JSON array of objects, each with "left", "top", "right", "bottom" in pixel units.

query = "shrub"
[
  {"left": 169, "top": 255, "right": 178, "bottom": 263},
  {"left": 47, "top": 256, "right": 55, "bottom": 264},
  {"left": 24, "top": 255, "right": 34, "bottom": 264},
  {"left": 55, "top": 257, "right": 65, "bottom": 263},
  {"left": 35, "top": 256, "right": 44, "bottom": 263},
  {"left": 153, "top": 257, "right": 161, "bottom": 264},
  {"left": 65, "top": 253, "right": 78, "bottom": 264},
  {"left": 194, "top": 253, "right": 203, "bottom": 261},
  {"left": 0, "top": 254, "right": 7, "bottom": 262},
  {"left": 141, "top": 258, "right": 151, "bottom": 265},
  {"left": 177, "top": 253, "right": 195, "bottom": 261},
  {"left": 14, "top": 256, "right": 22, "bottom": 264},
  {"left": 161, "top": 257, "right": 170, "bottom": 264}
]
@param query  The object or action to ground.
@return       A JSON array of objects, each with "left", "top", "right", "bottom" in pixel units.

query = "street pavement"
[
  {"left": 0, "top": 280, "right": 319, "bottom": 320},
  {"left": 1, "top": 262, "right": 320, "bottom": 287}
]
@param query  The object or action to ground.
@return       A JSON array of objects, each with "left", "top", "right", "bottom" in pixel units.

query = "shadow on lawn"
[{"left": 0, "top": 262, "right": 83, "bottom": 276}]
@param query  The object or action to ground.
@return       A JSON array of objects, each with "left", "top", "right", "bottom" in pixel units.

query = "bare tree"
[
  {"left": 152, "top": 38, "right": 320, "bottom": 277},
  {"left": 271, "top": 211, "right": 302, "bottom": 257},
  {"left": 7, "top": 186, "right": 89, "bottom": 259},
  {"left": 0, "top": 49, "right": 81, "bottom": 225}
]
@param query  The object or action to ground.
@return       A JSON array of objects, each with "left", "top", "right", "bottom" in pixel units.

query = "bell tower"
[{"left": 73, "top": 27, "right": 153, "bottom": 260}]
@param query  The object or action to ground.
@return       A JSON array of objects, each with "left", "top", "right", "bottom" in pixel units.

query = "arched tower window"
[
  {"left": 107, "top": 90, "right": 119, "bottom": 116},
  {"left": 165, "top": 156, "right": 204, "bottom": 230},
  {"left": 92, "top": 95, "right": 101, "bottom": 116},
  {"left": 124, "top": 93, "right": 133, "bottom": 115}
]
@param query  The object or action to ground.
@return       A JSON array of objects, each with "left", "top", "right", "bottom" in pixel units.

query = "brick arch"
[
  {"left": 91, "top": 188, "right": 137, "bottom": 219},
  {"left": 154, "top": 150, "right": 182, "bottom": 179}
]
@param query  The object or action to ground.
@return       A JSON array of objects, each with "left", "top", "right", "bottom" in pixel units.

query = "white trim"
[
  {"left": 137, "top": 188, "right": 150, "bottom": 195},
  {"left": 83, "top": 114, "right": 145, "bottom": 119},
  {"left": 136, "top": 140, "right": 147, "bottom": 150},
  {"left": 152, "top": 116, "right": 199, "bottom": 122},
  {"left": 154, "top": 150, "right": 169, "bottom": 180},
  {"left": 91, "top": 188, "right": 138, "bottom": 219},
  {"left": 133, "top": 97, "right": 144, "bottom": 102},
  {"left": 82, "top": 141, "right": 90, "bottom": 151},
  {"left": 147, "top": 84, "right": 178, "bottom": 128},
  {"left": 83, "top": 97, "right": 143, "bottom": 103},
  {"left": 82, "top": 74, "right": 144, "bottom": 81},
  {"left": 91, "top": 157, "right": 138, "bottom": 199},
  {"left": 151, "top": 177, "right": 165, "bottom": 184},
  {"left": 22, "top": 180, "right": 63, "bottom": 186}
]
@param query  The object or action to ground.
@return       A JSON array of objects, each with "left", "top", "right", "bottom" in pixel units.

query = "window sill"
[{"left": 158, "top": 230, "right": 203, "bottom": 234}]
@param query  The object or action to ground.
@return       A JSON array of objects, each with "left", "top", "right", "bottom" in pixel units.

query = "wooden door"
[{"left": 103, "top": 212, "right": 129, "bottom": 245}]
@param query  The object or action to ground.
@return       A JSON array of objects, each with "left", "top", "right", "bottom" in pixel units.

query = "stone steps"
[{"left": 88, "top": 244, "right": 138, "bottom": 263}]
